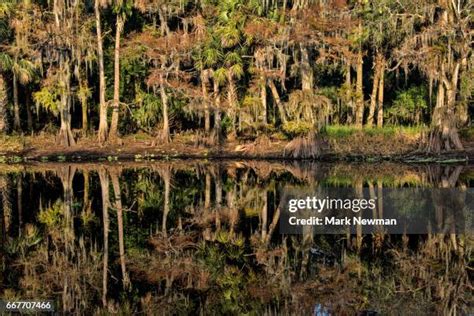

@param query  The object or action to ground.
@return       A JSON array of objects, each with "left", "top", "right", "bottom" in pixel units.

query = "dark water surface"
[{"left": 0, "top": 161, "right": 472, "bottom": 315}]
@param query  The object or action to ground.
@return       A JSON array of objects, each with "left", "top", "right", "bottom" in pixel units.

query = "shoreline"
[
  {"left": 0, "top": 130, "right": 472, "bottom": 164},
  {"left": 0, "top": 141, "right": 471, "bottom": 164}
]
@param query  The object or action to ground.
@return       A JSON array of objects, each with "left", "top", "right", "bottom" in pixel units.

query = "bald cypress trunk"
[
  {"left": 261, "top": 77, "right": 267, "bottom": 124},
  {"left": 110, "top": 169, "right": 130, "bottom": 289},
  {"left": 367, "top": 55, "right": 381, "bottom": 127},
  {"left": 95, "top": 0, "right": 108, "bottom": 143},
  {"left": 109, "top": 15, "right": 124, "bottom": 142},
  {"left": 58, "top": 58, "right": 75, "bottom": 147},
  {"left": 300, "top": 46, "right": 313, "bottom": 91},
  {"left": 159, "top": 72, "right": 170, "bottom": 143},
  {"left": 213, "top": 79, "right": 221, "bottom": 143},
  {"left": 345, "top": 63, "right": 353, "bottom": 124},
  {"left": 98, "top": 169, "right": 110, "bottom": 307},
  {"left": 13, "top": 72, "right": 21, "bottom": 132},
  {"left": 376, "top": 57, "right": 385, "bottom": 128},
  {"left": 355, "top": 49, "right": 364, "bottom": 128},
  {"left": 201, "top": 70, "right": 211, "bottom": 133},
  {"left": 161, "top": 168, "right": 171, "bottom": 236},
  {"left": 0, "top": 74, "right": 7, "bottom": 133},
  {"left": 268, "top": 79, "right": 287, "bottom": 124},
  {"left": 428, "top": 63, "right": 463, "bottom": 152}
]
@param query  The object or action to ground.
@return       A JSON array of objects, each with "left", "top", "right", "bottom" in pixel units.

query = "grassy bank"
[{"left": 0, "top": 125, "right": 472, "bottom": 163}]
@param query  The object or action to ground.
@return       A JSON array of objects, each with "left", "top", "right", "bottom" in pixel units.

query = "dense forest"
[{"left": 0, "top": 0, "right": 472, "bottom": 153}]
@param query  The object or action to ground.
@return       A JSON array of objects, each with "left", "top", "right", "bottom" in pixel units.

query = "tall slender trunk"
[
  {"left": 26, "top": 89, "right": 33, "bottom": 132},
  {"left": 367, "top": 55, "right": 381, "bottom": 127},
  {"left": 109, "top": 15, "right": 124, "bottom": 142},
  {"left": 215, "top": 168, "right": 222, "bottom": 229},
  {"left": 13, "top": 72, "right": 20, "bottom": 132},
  {"left": 355, "top": 49, "right": 364, "bottom": 128},
  {"left": 300, "top": 45, "right": 313, "bottom": 91},
  {"left": 159, "top": 73, "right": 170, "bottom": 143},
  {"left": 98, "top": 168, "right": 110, "bottom": 307},
  {"left": 201, "top": 70, "right": 211, "bottom": 133},
  {"left": 110, "top": 169, "right": 130, "bottom": 289},
  {"left": 76, "top": 65, "right": 88, "bottom": 133},
  {"left": 1, "top": 175, "right": 11, "bottom": 240},
  {"left": 59, "top": 166, "right": 75, "bottom": 237},
  {"left": 0, "top": 74, "right": 7, "bottom": 133},
  {"left": 58, "top": 57, "right": 75, "bottom": 147},
  {"left": 16, "top": 175, "right": 22, "bottom": 230},
  {"left": 95, "top": 0, "right": 108, "bottom": 143},
  {"left": 268, "top": 79, "right": 287, "bottom": 124},
  {"left": 376, "top": 180, "right": 384, "bottom": 241},
  {"left": 204, "top": 172, "right": 211, "bottom": 213},
  {"left": 261, "top": 190, "right": 268, "bottom": 241},
  {"left": 80, "top": 80, "right": 88, "bottom": 134},
  {"left": 158, "top": 9, "right": 169, "bottom": 36},
  {"left": 345, "top": 62, "right": 353, "bottom": 124},
  {"left": 227, "top": 71, "right": 237, "bottom": 130},
  {"left": 213, "top": 79, "right": 221, "bottom": 143},
  {"left": 261, "top": 77, "right": 267, "bottom": 124},
  {"left": 161, "top": 168, "right": 171, "bottom": 236},
  {"left": 376, "top": 57, "right": 385, "bottom": 128},
  {"left": 82, "top": 170, "right": 90, "bottom": 215}
]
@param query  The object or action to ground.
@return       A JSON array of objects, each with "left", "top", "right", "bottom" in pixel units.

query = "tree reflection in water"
[{"left": 0, "top": 162, "right": 472, "bottom": 315}]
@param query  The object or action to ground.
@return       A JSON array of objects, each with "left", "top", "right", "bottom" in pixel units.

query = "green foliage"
[
  {"left": 322, "top": 125, "right": 425, "bottom": 139},
  {"left": 386, "top": 86, "right": 427, "bottom": 125},
  {"left": 322, "top": 125, "right": 356, "bottom": 138},
  {"left": 38, "top": 201, "right": 64, "bottom": 227},
  {"left": 282, "top": 121, "right": 314, "bottom": 137},
  {"left": 33, "top": 86, "right": 61, "bottom": 116},
  {"left": 132, "top": 87, "right": 162, "bottom": 132}
]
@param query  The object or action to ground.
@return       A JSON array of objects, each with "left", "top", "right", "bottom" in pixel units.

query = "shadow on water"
[{"left": 0, "top": 161, "right": 472, "bottom": 315}]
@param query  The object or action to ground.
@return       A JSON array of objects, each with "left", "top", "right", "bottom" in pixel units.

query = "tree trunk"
[
  {"left": 268, "top": 79, "right": 287, "bottom": 124},
  {"left": 13, "top": 72, "right": 21, "bottom": 132},
  {"left": 201, "top": 70, "right": 211, "bottom": 133},
  {"left": 428, "top": 63, "right": 463, "bottom": 152},
  {"left": 82, "top": 170, "right": 90, "bottom": 215},
  {"left": 213, "top": 79, "right": 221, "bottom": 144},
  {"left": 261, "top": 190, "right": 268, "bottom": 241},
  {"left": 110, "top": 169, "right": 130, "bottom": 289},
  {"left": 261, "top": 77, "right": 267, "bottom": 124},
  {"left": 159, "top": 73, "right": 170, "bottom": 143},
  {"left": 300, "top": 45, "right": 313, "bottom": 91},
  {"left": 376, "top": 57, "right": 385, "bottom": 128},
  {"left": 161, "top": 168, "right": 171, "bottom": 236},
  {"left": 95, "top": 0, "right": 108, "bottom": 143},
  {"left": 227, "top": 71, "right": 237, "bottom": 130},
  {"left": 58, "top": 58, "right": 75, "bottom": 147},
  {"left": 80, "top": 80, "right": 88, "bottom": 134},
  {"left": 109, "top": 15, "right": 124, "bottom": 142},
  {"left": 355, "top": 49, "right": 364, "bottom": 128},
  {"left": 16, "top": 175, "right": 22, "bottom": 230},
  {"left": 0, "top": 74, "right": 7, "bottom": 133},
  {"left": 1, "top": 175, "right": 11, "bottom": 237},
  {"left": 26, "top": 89, "right": 33, "bottom": 132},
  {"left": 98, "top": 168, "right": 110, "bottom": 307},
  {"left": 345, "top": 62, "right": 353, "bottom": 124},
  {"left": 367, "top": 55, "right": 381, "bottom": 127},
  {"left": 59, "top": 166, "right": 75, "bottom": 234},
  {"left": 204, "top": 172, "right": 211, "bottom": 213}
]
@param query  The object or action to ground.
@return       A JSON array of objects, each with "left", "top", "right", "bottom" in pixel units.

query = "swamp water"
[{"left": 0, "top": 161, "right": 472, "bottom": 315}]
